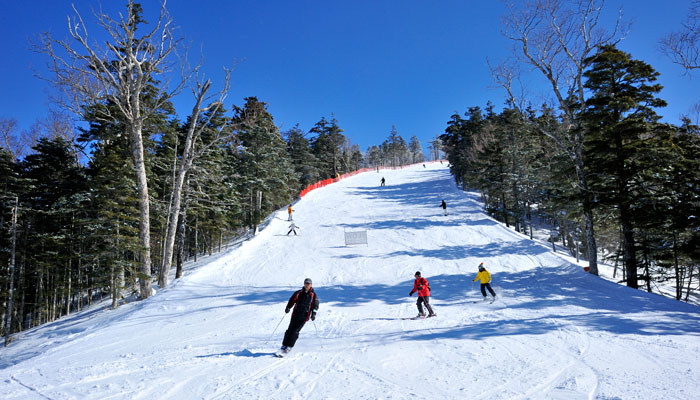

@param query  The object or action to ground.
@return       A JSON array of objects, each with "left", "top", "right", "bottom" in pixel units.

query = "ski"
[
  {"left": 408, "top": 314, "right": 436, "bottom": 320},
  {"left": 468, "top": 299, "right": 496, "bottom": 304},
  {"left": 275, "top": 347, "right": 292, "bottom": 357}
]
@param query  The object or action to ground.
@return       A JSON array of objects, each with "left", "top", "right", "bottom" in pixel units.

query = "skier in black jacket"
[{"left": 280, "top": 278, "right": 319, "bottom": 354}]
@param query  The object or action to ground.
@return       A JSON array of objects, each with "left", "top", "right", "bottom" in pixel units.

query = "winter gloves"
[
  {"left": 409, "top": 291, "right": 413, "bottom": 296},
  {"left": 285, "top": 307, "right": 317, "bottom": 321}
]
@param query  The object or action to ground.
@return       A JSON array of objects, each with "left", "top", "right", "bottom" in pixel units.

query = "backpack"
[{"left": 421, "top": 278, "right": 432, "bottom": 294}]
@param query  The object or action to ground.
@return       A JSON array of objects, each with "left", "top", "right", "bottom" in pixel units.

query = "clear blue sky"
[{"left": 1, "top": 0, "right": 697, "bottom": 152}]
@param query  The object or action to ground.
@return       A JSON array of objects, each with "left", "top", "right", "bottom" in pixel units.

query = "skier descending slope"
[
  {"left": 440, "top": 199, "right": 447, "bottom": 216},
  {"left": 473, "top": 262, "right": 497, "bottom": 302},
  {"left": 409, "top": 271, "right": 436, "bottom": 318},
  {"left": 278, "top": 278, "right": 319, "bottom": 356},
  {"left": 287, "top": 221, "right": 300, "bottom": 236},
  {"left": 287, "top": 204, "right": 294, "bottom": 221}
]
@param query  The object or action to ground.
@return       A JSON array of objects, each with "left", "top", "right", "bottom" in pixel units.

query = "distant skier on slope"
[
  {"left": 409, "top": 271, "right": 436, "bottom": 318},
  {"left": 473, "top": 263, "right": 497, "bottom": 301},
  {"left": 287, "top": 204, "right": 294, "bottom": 221},
  {"left": 380, "top": 177, "right": 386, "bottom": 187},
  {"left": 279, "top": 278, "right": 319, "bottom": 355},
  {"left": 287, "top": 221, "right": 300, "bottom": 236},
  {"left": 440, "top": 199, "right": 447, "bottom": 216}
]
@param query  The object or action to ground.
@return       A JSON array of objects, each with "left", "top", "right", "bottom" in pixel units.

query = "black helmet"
[
  {"left": 478, "top": 263, "right": 485, "bottom": 272},
  {"left": 414, "top": 271, "right": 421, "bottom": 277}
]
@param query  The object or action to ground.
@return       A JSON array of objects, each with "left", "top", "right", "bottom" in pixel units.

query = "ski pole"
[
  {"left": 266, "top": 313, "right": 287, "bottom": 344},
  {"left": 313, "top": 320, "right": 319, "bottom": 337}
]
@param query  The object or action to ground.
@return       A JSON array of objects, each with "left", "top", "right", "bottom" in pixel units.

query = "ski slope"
[{"left": 2, "top": 163, "right": 699, "bottom": 400}]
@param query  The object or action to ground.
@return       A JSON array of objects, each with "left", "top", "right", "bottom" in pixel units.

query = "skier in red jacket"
[
  {"left": 409, "top": 271, "right": 436, "bottom": 318},
  {"left": 280, "top": 278, "right": 319, "bottom": 354}
]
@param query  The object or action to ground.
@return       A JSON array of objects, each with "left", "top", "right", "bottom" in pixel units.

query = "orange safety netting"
[{"left": 299, "top": 160, "right": 443, "bottom": 198}]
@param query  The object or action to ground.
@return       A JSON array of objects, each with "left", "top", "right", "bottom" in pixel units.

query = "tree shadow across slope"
[
  {"left": 337, "top": 240, "right": 551, "bottom": 260},
  {"left": 226, "top": 266, "right": 700, "bottom": 338}
]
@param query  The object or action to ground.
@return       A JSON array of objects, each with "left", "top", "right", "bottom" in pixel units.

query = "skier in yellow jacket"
[{"left": 473, "top": 262, "right": 497, "bottom": 301}]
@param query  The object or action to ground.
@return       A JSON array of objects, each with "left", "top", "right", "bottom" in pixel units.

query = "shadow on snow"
[{"left": 225, "top": 266, "right": 700, "bottom": 338}]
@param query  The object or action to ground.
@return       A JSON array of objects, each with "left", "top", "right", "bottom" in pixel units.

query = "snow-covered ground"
[{"left": 2, "top": 163, "right": 699, "bottom": 400}]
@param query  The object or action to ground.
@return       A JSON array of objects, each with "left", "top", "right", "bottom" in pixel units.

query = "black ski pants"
[
  {"left": 287, "top": 228, "right": 297, "bottom": 235},
  {"left": 282, "top": 318, "right": 306, "bottom": 348},
  {"left": 416, "top": 296, "right": 434, "bottom": 315},
  {"left": 480, "top": 283, "right": 496, "bottom": 297}
]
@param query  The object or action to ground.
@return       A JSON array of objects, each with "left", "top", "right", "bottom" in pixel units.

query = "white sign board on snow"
[{"left": 344, "top": 230, "right": 368, "bottom": 246}]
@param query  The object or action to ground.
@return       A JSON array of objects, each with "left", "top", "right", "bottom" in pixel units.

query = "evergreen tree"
[
  {"left": 231, "top": 97, "right": 295, "bottom": 230},
  {"left": 0, "top": 148, "right": 21, "bottom": 336},
  {"left": 20, "top": 137, "right": 88, "bottom": 327},
  {"left": 285, "top": 124, "right": 320, "bottom": 190},
  {"left": 409, "top": 136, "right": 424, "bottom": 163},
  {"left": 365, "top": 145, "right": 382, "bottom": 168},
  {"left": 310, "top": 116, "right": 346, "bottom": 179},
  {"left": 440, "top": 106, "right": 485, "bottom": 189},
  {"left": 348, "top": 144, "right": 364, "bottom": 171},
  {"left": 581, "top": 45, "right": 667, "bottom": 289},
  {"left": 80, "top": 104, "right": 142, "bottom": 308}
]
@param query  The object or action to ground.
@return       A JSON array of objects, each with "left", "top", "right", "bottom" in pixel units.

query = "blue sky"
[{"left": 1, "top": 0, "right": 698, "bottom": 152}]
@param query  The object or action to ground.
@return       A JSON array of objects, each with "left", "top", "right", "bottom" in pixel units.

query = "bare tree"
[
  {"left": 429, "top": 136, "right": 443, "bottom": 161},
  {"left": 661, "top": 1, "right": 700, "bottom": 123},
  {"left": 661, "top": 0, "right": 700, "bottom": 72},
  {"left": 492, "top": 0, "right": 627, "bottom": 275},
  {"left": 158, "top": 71, "right": 231, "bottom": 288},
  {"left": 38, "top": 1, "right": 190, "bottom": 299},
  {"left": 0, "top": 118, "right": 23, "bottom": 160}
]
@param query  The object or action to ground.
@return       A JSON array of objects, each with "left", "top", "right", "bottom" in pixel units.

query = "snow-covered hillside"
[{"left": 2, "top": 163, "right": 699, "bottom": 400}]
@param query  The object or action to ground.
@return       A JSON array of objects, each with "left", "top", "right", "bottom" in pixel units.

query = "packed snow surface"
[{"left": 2, "top": 163, "right": 699, "bottom": 400}]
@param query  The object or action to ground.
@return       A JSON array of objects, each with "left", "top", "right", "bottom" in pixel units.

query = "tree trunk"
[
  {"left": 685, "top": 266, "right": 694, "bottom": 302},
  {"left": 621, "top": 217, "right": 637, "bottom": 289},
  {"left": 175, "top": 190, "right": 188, "bottom": 279},
  {"left": 18, "top": 244, "right": 26, "bottom": 331},
  {"left": 4, "top": 197, "right": 18, "bottom": 346},
  {"left": 642, "top": 235, "right": 651, "bottom": 293},
  {"left": 194, "top": 216, "right": 198, "bottom": 263},
  {"left": 673, "top": 233, "right": 681, "bottom": 300},
  {"left": 175, "top": 186, "right": 189, "bottom": 279},
  {"left": 130, "top": 122, "right": 153, "bottom": 299},
  {"left": 613, "top": 240, "right": 621, "bottom": 279},
  {"left": 112, "top": 222, "right": 121, "bottom": 310},
  {"left": 66, "top": 259, "right": 71, "bottom": 317},
  {"left": 159, "top": 86, "right": 209, "bottom": 288},
  {"left": 580, "top": 162, "right": 599, "bottom": 275}
]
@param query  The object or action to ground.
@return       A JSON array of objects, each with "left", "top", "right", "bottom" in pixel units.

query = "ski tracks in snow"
[{"left": 513, "top": 318, "right": 599, "bottom": 400}]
